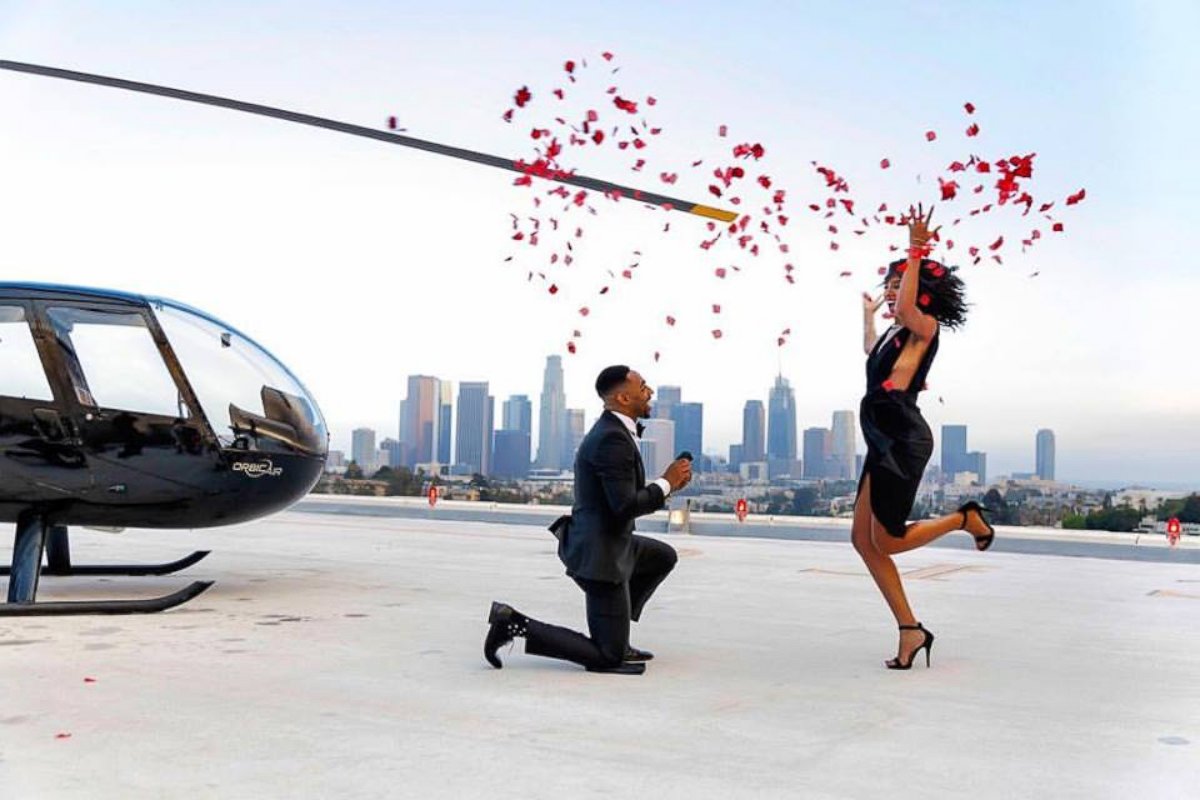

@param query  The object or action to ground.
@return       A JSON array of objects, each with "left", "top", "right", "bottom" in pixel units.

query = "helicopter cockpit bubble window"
[
  {"left": 0, "top": 305, "right": 54, "bottom": 401},
  {"left": 152, "top": 301, "right": 327, "bottom": 456},
  {"left": 46, "top": 306, "right": 187, "bottom": 418}
]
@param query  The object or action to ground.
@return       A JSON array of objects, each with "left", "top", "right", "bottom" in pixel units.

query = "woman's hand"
[
  {"left": 862, "top": 291, "right": 883, "bottom": 316},
  {"left": 907, "top": 203, "right": 939, "bottom": 248}
]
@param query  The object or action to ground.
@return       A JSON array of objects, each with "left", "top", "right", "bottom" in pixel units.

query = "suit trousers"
[{"left": 523, "top": 535, "right": 677, "bottom": 669}]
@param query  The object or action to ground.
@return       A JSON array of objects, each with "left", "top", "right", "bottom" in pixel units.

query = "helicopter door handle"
[{"left": 33, "top": 408, "right": 68, "bottom": 442}]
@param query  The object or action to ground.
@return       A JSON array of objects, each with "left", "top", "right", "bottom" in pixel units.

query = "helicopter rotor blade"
[{"left": 0, "top": 59, "right": 737, "bottom": 223}]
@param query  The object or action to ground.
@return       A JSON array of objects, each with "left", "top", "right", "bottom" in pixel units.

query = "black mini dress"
[{"left": 856, "top": 324, "right": 940, "bottom": 537}]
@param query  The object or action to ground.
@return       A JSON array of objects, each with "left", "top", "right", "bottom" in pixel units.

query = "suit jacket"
[{"left": 554, "top": 410, "right": 666, "bottom": 583}]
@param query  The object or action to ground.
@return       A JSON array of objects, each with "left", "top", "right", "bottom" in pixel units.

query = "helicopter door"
[
  {"left": 0, "top": 303, "right": 90, "bottom": 495},
  {"left": 42, "top": 305, "right": 211, "bottom": 501}
]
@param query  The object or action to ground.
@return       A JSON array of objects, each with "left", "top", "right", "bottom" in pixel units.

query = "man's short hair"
[{"left": 595, "top": 365, "right": 631, "bottom": 398}]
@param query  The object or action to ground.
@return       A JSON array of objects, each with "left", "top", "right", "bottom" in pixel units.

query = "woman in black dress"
[{"left": 852, "top": 204, "right": 995, "bottom": 670}]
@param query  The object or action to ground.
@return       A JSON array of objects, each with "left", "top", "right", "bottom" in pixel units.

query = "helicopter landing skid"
[
  {"left": 3, "top": 515, "right": 214, "bottom": 615},
  {"left": 0, "top": 550, "right": 212, "bottom": 577},
  {"left": 0, "top": 580, "right": 214, "bottom": 616}
]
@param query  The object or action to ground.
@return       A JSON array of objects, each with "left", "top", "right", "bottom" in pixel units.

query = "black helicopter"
[
  {"left": 0, "top": 282, "right": 327, "bottom": 614},
  {"left": 0, "top": 60, "right": 733, "bottom": 615}
]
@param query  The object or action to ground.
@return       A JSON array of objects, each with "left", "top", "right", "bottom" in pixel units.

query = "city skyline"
[
  {"left": 1, "top": 3, "right": 1195, "bottom": 488},
  {"left": 348, "top": 360, "right": 1118, "bottom": 490}
]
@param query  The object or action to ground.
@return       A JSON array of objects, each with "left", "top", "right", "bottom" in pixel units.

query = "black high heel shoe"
[
  {"left": 958, "top": 500, "right": 995, "bottom": 551},
  {"left": 886, "top": 623, "right": 935, "bottom": 670}
]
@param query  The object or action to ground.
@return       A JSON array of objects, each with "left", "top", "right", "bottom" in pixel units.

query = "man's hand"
[{"left": 663, "top": 458, "right": 692, "bottom": 492}]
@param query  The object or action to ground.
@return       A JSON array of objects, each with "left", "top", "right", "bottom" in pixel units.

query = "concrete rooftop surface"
[{"left": 2, "top": 499, "right": 1198, "bottom": 799}]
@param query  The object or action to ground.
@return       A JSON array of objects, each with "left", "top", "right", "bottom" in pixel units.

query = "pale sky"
[{"left": 0, "top": 1, "right": 1196, "bottom": 487}]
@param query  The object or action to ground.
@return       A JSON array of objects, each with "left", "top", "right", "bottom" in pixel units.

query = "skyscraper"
[
  {"left": 398, "top": 375, "right": 441, "bottom": 467},
  {"left": 351, "top": 427, "right": 376, "bottom": 471},
  {"left": 437, "top": 381, "right": 454, "bottom": 465},
  {"left": 742, "top": 400, "right": 765, "bottom": 462},
  {"left": 941, "top": 424, "right": 986, "bottom": 484},
  {"left": 802, "top": 427, "right": 831, "bottom": 479},
  {"left": 830, "top": 410, "right": 856, "bottom": 480},
  {"left": 503, "top": 395, "right": 533, "bottom": 438},
  {"left": 380, "top": 438, "right": 403, "bottom": 469},
  {"left": 491, "top": 429, "right": 531, "bottom": 479},
  {"left": 941, "top": 424, "right": 968, "bottom": 475},
  {"left": 455, "top": 382, "right": 494, "bottom": 476},
  {"left": 674, "top": 402, "right": 703, "bottom": 462},
  {"left": 561, "top": 408, "right": 586, "bottom": 469},
  {"left": 1036, "top": 429, "right": 1056, "bottom": 480},
  {"left": 966, "top": 451, "right": 987, "bottom": 485},
  {"left": 536, "top": 356, "right": 566, "bottom": 470},
  {"left": 640, "top": 417, "right": 675, "bottom": 477},
  {"left": 655, "top": 385, "right": 682, "bottom": 420},
  {"left": 767, "top": 376, "right": 797, "bottom": 461}
]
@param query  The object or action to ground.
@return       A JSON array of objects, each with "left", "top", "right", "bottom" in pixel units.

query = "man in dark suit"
[{"left": 484, "top": 365, "right": 692, "bottom": 675}]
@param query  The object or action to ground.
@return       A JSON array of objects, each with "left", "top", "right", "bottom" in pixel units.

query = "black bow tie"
[{"left": 636, "top": 422, "right": 645, "bottom": 438}]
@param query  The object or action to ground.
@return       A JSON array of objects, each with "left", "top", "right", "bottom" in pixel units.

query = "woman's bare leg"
[
  {"left": 873, "top": 507, "right": 993, "bottom": 555},
  {"left": 851, "top": 475, "right": 916, "bottom": 627},
  {"left": 852, "top": 475, "right": 933, "bottom": 663}
]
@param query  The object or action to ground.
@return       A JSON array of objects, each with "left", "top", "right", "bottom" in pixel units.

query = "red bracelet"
[{"left": 907, "top": 244, "right": 932, "bottom": 259}]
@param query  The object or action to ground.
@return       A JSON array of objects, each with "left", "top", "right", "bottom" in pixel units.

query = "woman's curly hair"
[{"left": 883, "top": 258, "right": 969, "bottom": 330}]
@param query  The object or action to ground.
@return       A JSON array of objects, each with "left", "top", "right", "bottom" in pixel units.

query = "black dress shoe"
[
  {"left": 585, "top": 662, "right": 646, "bottom": 675},
  {"left": 624, "top": 646, "right": 655, "bottom": 662},
  {"left": 484, "top": 601, "right": 526, "bottom": 669}
]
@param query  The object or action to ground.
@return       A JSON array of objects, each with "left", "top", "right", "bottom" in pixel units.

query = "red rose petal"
[
  {"left": 964, "top": 102, "right": 976, "bottom": 114},
  {"left": 514, "top": 86, "right": 532, "bottom": 107},
  {"left": 880, "top": 158, "right": 891, "bottom": 169},
  {"left": 882, "top": 379, "right": 896, "bottom": 391},
  {"left": 925, "top": 130, "right": 937, "bottom": 142},
  {"left": 666, "top": 315, "right": 676, "bottom": 326},
  {"left": 613, "top": 96, "right": 638, "bottom": 114},
  {"left": 966, "top": 123, "right": 980, "bottom": 137},
  {"left": 602, "top": 51, "right": 614, "bottom": 61},
  {"left": 718, "top": 124, "right": 728, "bottom": 137},
  {"left": 715, "top": 268, "right": 727, "bottom": 278},
  {"left": 712, "top": 304, "right": 721, "bottom": 314},
  {"left": 918, "top": 293, "right": 931, "bottom": 307},
  {"left": 579, "top": 307, "right": 589, "bottom": 316},
  {"left": 567, "top": 342, "right": 576, "bottom": 354},
  {"left": 548, "top": 284, "right": 558, "bottom": 294},
  {"left": 654, "top": 351, "right": 660, "bottom": 362},
  {"left": 712, "top": 329, "right": 723, "bottom": 339},
  {"left": 1052, "top": 222, "right": 1064, "bottom": 232},
  {"left": 839, "top": 271, "right": 852, "bottom": 277},
  {"left": 1066, "top": 188, "right": 1086, "bottom": 205},
  {"left": 989, "top": 236, "right": 1004, "bottom": 250}
]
